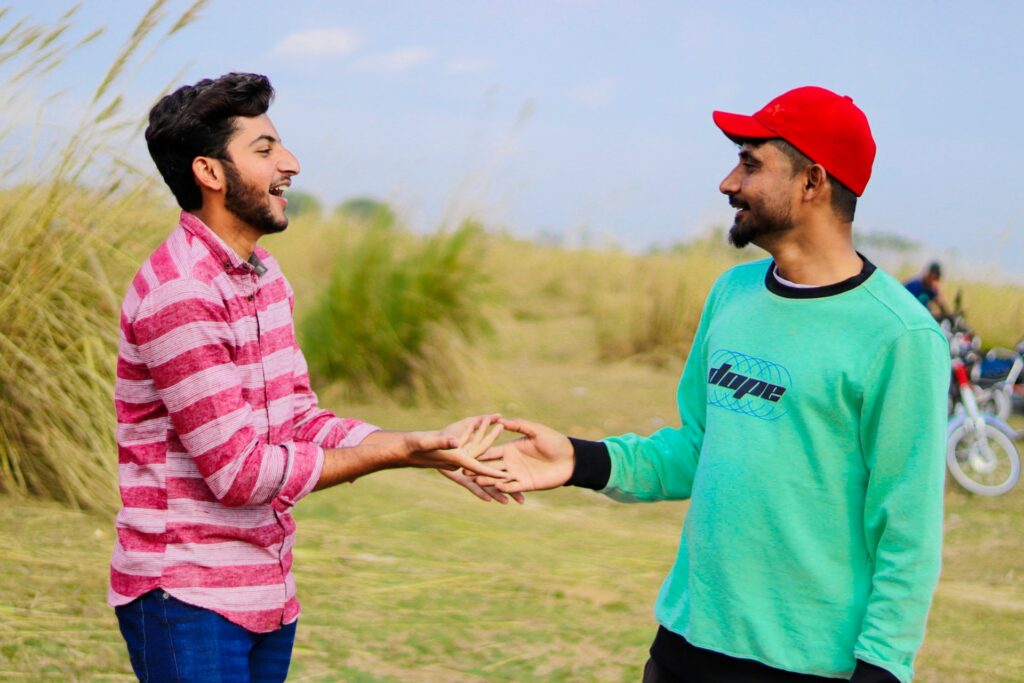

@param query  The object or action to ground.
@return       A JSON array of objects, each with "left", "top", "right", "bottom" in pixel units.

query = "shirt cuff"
[
  {"left": 566, "top": 438, "right": 611, "bottom": 490},
  {"left": 274, "top": 442, "right": 325, "bottom": 509},
  {"left": 850, "top": 660, "right": 899, "bottom": 683}
]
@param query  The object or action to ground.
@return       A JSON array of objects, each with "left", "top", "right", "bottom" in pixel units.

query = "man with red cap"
[{"left": 476, "top": 86, "right": 949, "bottom": 681}]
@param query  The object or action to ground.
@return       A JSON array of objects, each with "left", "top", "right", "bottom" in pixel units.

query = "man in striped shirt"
[{"left": 110, "top": 72, "right": 511, "bottom": 682}]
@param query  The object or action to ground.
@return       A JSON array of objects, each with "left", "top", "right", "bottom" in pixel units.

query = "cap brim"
[{"left": 713, "top": 110, "right": 777, "bottom": 143}]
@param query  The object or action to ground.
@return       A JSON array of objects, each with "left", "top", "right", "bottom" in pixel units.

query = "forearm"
[{"left": 313, "top": 430, "right": 409, "bottom": 491}]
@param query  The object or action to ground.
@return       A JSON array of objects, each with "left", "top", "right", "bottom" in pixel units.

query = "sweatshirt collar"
[{"left": 764, "top": 254, "right": 876, "bottom": 299}]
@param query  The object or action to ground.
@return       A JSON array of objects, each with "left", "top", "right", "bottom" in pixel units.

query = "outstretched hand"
[
  {"left": 435, "top": 414, "right": 524, "bottom": 503},
  {"left": 403, "top": 415, "right": 507, "bottom": 480},
  {"left": 472, "top": 417, "right": 575, "bottom": 493}
]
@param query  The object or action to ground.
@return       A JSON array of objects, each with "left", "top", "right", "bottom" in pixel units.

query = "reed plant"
[
  {"left": 951, "top": 281, "right": 1024, "bottom": 351},
  {"left": 0, "top": 2, "right": 204, "bottom": 511},
  {"left": 586, "top": 246, "right": 732, "bottom": 365},
  {"left": 299, "top": 211, "right": 492, "bottom": 403}
]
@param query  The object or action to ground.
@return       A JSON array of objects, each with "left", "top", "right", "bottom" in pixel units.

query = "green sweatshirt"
[{"left": 602, "top": 258, "right": 949, "bottom": 682}]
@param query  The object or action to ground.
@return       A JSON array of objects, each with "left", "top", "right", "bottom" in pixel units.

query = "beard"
[
  {"left": 727, "top": 196, "right": 794, "bottom": 249},
  {"left": 222, "top": 161, "right": 288, "bottom": 235}
]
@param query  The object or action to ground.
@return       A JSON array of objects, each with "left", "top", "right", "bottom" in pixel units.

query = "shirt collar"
[{"left": 179, "top": 211, "right": 266, "bottom": 276}]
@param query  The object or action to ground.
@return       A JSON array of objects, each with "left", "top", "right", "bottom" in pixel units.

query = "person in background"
[{"left": 904, "top": 262, "right": 950, "bottom": 319}]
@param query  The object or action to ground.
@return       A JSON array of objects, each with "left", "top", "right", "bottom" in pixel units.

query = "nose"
[
  {"left": 279, "top": 146, "right": 300, "bottom": 176},
  {"left": 719, "top": 164, "right": 740, "bottom": 195}
]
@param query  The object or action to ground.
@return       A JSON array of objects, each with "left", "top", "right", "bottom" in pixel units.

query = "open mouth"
[{"left": 269, "top": 181, "right": 289, "bottom": 205}]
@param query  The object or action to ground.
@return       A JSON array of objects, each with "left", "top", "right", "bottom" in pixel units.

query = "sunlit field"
[{"left": 3, "top": 4, "right": 1024, "bottom": 682}]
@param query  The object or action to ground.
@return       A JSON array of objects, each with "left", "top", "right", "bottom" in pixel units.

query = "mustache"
[{"left": 728, "top": 196, "right": 749, "bottom": 210}]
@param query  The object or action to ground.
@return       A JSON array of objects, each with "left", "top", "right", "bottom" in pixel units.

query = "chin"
[
  {"left": 259, "top": 220, "right": 288, "bottom": 236},
  {"left": 728, "top": 224, "right": 752, "bottom": 249}
]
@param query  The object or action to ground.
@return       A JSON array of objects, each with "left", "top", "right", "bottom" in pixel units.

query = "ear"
[
  {"left": 802, "top": 163, "right": 829, "bottom": 202},
  {"left": 192, "top": 156, "right": 226, "bottom": 193}
]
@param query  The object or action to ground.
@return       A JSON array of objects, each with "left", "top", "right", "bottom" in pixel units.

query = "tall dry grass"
[
  {"left": 951, "top": 282, "right": 1024, "bottom": 351},
  {"left": 0, "top": 2, "right": 205, "bottom": 511},
  {"left": 298, "top": 212, "right": 493, "bottom": 403},
  {"left": 586, "top": 246, "right": 732, "bottom": 365}
]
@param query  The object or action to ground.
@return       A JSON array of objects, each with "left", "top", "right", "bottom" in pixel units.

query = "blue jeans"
[{"left": 115, "top": 590, "right": 296, "bottom": 683}]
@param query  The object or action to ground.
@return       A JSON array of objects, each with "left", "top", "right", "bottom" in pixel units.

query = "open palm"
[{"left": 475, "top": 418, "right": 574, "bottom": 493}]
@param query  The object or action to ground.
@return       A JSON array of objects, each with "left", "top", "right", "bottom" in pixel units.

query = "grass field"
[{"left": 2, "top": 286, "right": 1023, "bottom": 681}]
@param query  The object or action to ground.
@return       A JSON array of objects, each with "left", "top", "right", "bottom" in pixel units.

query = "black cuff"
[
  {"left": 565, "top": 438, "right": 611, "bottom": 490},
  {"left": 850, "top": 660, "right": 899, "bottom": 683}
]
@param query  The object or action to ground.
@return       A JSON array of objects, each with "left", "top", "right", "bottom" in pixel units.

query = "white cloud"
[
  {"left": 447, "top": 58, "right": 491, "bottom": 75},
  {"left": 568, "top": 77, "right": 617, "bottom": 107},
  {"left": 271, "top": 28, "right": 362, "bottom": 60},
  {"left": 354, "top": 48, "right": 435, "bottom": 74}
]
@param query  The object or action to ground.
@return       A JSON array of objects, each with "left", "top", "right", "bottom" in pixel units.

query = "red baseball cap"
[{"left": 713, "top": 86, "right": 876, "bottom": 196}]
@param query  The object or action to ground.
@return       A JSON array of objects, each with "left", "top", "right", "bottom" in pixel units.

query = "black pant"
[
  {"left": 644, "top": 627, "right": 845, "bottom": 683},
  {"left": 642, "top": 657, "right": 845, "bottom": 683}
]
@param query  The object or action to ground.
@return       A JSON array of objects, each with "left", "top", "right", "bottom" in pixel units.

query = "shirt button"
[
  {"left": 224, "top": 263, "right": 231, "bottom": 271},
  {"left": 248, "top": 294, "right": 255, "bottom": 301}
]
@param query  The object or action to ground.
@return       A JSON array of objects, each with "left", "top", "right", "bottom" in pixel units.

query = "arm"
[
  {"left": 854, "top": 328, "right": 950, "bottom": 682},
  {"left": 313, "top": 420, "right": 506, "bottom": 491},
  {"left": 135, "top": 281, "right": 506, "bottom": 509},
  {"left": 478, "top": 281, "right": 719, "bottom": 499},
  {"left": 134, "top": 280, "right": 329, "bottom": 508},
  {"left": 588, "top": 280, "right": 717, "bottom": 501},
  {"left": 291, "top": 342, "right": 377, "bottom": 448},
  {"left": 286, "top": 293, "right": 517, "bottom": 502},
  {"left": 929, "top": 282, "right": 950, "bottom": 318}
]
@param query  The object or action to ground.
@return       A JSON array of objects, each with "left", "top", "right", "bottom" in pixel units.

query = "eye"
[{"left": 257, "top": 148, "right": 271, "bottom": 156}]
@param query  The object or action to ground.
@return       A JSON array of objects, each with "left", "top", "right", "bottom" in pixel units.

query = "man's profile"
[
  {"left": 476, "top": 86, "right": 949, "bottom": 683},
  {"left": 108, "top": 72, "right": 512, "bottom": 682}
]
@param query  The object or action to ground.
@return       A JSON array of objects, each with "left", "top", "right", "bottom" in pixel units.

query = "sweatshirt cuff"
[
  {"left": 566, "top": 438, "right": 611, "bottom": 490},
  {"left": 850, "top": 660, "right": 899, "bottom": 683}
]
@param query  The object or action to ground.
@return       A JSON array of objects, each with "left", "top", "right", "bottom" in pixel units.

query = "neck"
[
  {"left": 191, "top": 205, "right": 260, "bottom": 260},
  {"left": 762, "top": 219, "right": 861, "bottom": 286}
]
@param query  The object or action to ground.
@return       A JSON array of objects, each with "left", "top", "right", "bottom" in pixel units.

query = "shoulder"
[
  {"left": 123, "top": 227, "right": 226, "bottom": 322},
  {"left": 863, "top": 268, "right": 941, "bottom": 333},
  {"left": 857, "top": 268, "right": 948, "bottom": 363},
  {"left": 711, "top": 258, "right": 771, "bottom": 293}
]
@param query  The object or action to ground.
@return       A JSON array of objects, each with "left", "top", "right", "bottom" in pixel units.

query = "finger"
[
  {"left": 480, "top": 423, "right": 504, "bottom": 450},
  {"left": 476, "top": 444, "right": 507, "bottom": 461},
  {"left": 498, "top": 417, "right": 538, "bottom": 438},
  {"left": 454, "top": 454, "right": 509, "bottom": 480},
  {"left": 461, "top": 478, "right": 495, "bottom": 502},
  {"left": 471, "top": 418, "right": 490, "bottom": 445},
  {"left": 417, "top": 431, "right": 459, "bottom": 452},
  {"left": 473, "top": 475, "right": 508, "bottom": 488},
  {"left": 495, "top": 479, "right": 530, "bottom": 494},
  {"left": 481, "top": 486, "right": 509, "bottom": 504},
  {"left": 454, "top": 422, "right": 475, "bottom": 449},
  {"left": 465, "top": 423, "right": 504, "bottom": 457},
  {"left": 510, "top": 491, "right": 526, "bottom": 504},
  {"left": 463, "top": 458, "right": 506, "bottom": 477},
  {"left": 439, "top": 469, "right": 494, "bottom": 502}
]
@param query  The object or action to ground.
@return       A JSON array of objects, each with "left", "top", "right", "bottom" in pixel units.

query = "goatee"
[{"left": 727, "top": 198, "right": 792, "bottom": 249}]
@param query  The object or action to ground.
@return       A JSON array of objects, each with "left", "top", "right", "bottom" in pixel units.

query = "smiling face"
[
  {"left": 718, "top": 141, "right": 802, "bottom": 249},
  {"left": 220, "top": 114, "right": 299, "bottom": 235}
]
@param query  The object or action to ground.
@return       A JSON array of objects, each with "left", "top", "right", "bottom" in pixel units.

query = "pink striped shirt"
[{"left": 109, "top": 211, "right": 377, "bottom": 632}]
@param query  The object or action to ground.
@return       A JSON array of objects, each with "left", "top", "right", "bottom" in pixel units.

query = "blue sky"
[{"left": 7, "top": 1, "right": 1024, "bottom": 278}]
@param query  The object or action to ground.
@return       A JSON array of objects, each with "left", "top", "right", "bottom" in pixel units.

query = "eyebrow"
[
  {"left": 248, "top": 134, "right": 279, "bottom": 147},
  {"left": 739, "top": 149, "right": 761, "bottom": 165}
]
